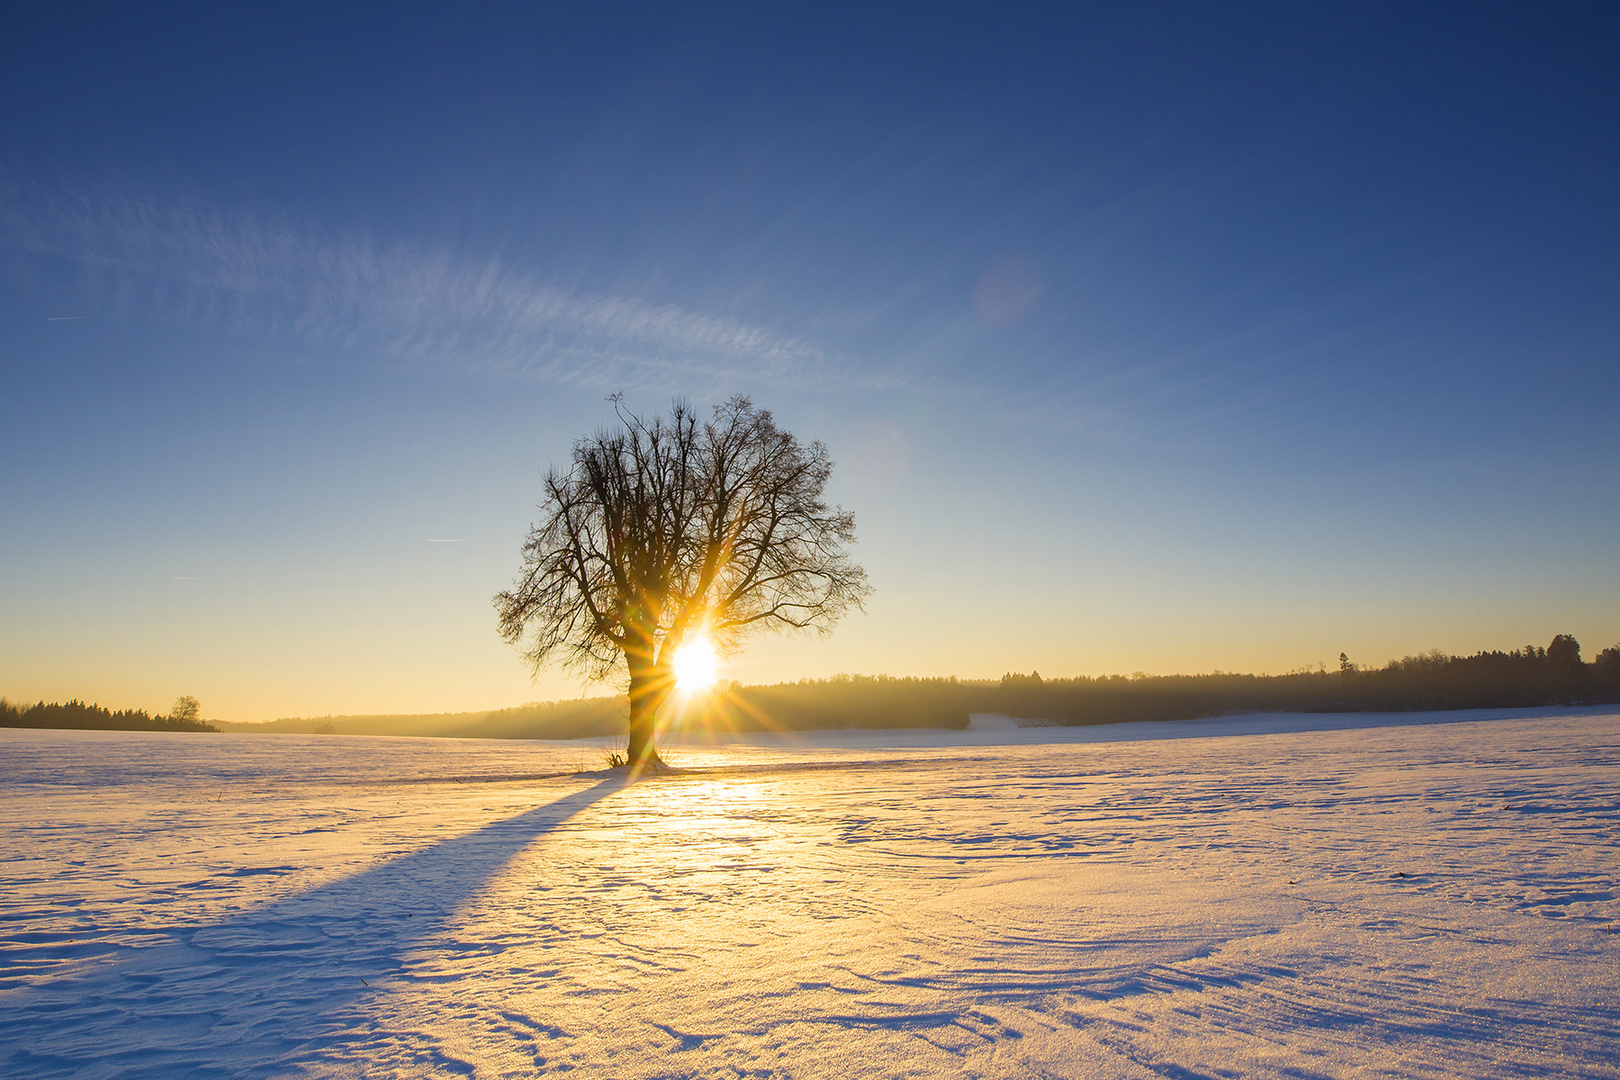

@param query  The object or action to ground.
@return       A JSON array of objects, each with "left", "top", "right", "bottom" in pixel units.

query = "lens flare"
[{"left": 673, "top": 636, "right": 721, "bottom": 694}]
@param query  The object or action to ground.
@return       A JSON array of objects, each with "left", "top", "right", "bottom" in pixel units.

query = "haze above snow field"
[{"left": 2, "top": 710, "right": 1618, "bottom": 1078}]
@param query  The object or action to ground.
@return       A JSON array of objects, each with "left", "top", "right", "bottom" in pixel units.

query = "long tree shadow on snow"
[{"left": 1, "top": 774, "right": 628, "bottom": 1078}]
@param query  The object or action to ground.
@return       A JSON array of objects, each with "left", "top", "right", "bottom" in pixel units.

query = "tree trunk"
[{"left": 625, "top": 652, "right": 672, "bottom": 770}]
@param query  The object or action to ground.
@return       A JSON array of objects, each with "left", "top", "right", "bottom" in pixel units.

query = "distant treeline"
[
  {"left": 13, "top": 635, "right": 1618, "bottom": 739},
  {"left": 974, "top": 635, "right": 1620, "bottom": 727},
  {"left": 0, "top": 698, "right": 219, "bottom": 732},
  {"left": 223, "top": 635, "right": 1620, "bottom": 739}
]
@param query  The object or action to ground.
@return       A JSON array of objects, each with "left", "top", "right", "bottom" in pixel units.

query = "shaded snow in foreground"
[{"left": 2, "top": 710, "right": 1618, "bottom": 1078}]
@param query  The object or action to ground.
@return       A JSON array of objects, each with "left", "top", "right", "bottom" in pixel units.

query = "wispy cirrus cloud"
[
  {"left": 0, "top": 177, "right": 1262, "bottom": 449},
  {"left": 0, "top": 177, "right": 884, "bottom": 396}
]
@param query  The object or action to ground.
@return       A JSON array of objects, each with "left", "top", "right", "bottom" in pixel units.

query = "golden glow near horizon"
[{"left": 673, "top": 636, "right": 722, "bottom": 695}]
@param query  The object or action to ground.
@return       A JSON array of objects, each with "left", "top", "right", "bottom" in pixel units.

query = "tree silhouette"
[
  {"left": 495, "top": 397, "right": 870, "bottom": 768},
  {"left": 1547, "top": 634, "right": 1583, "bottom": 675}
]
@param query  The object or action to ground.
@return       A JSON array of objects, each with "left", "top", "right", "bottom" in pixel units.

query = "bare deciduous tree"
[{"left": 495, "top": 396, "right": 870, "bottom": 768}]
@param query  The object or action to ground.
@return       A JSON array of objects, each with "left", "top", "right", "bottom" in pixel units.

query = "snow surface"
[{"left": 2, "top": 708, "right": 1618, "bottom": 1078}]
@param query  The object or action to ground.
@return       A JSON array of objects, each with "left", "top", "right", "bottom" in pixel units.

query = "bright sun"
[{"left": 672, "top": 636, "right": 721, "bottom": 694}]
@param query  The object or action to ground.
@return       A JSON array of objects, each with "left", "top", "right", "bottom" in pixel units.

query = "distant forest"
[
  {"left": 978, "top": 635, "right": 1620, "bottom": 728},
  {"left": 710, "top": 634, "right": 1620, "bottom": 731},
  {"left": 200, "top": 633, "right": 1620, "bottom": 737},
  {"left": 7, "top": 635, "right": 1618, "bottom": 739},
  {"left": 0, "top": 698, "right": 218, "bottom": 732}
]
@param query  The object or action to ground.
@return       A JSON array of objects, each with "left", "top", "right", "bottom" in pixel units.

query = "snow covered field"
[{"left": 2, "top": 708, "right": 1618, "bottom": 1078}]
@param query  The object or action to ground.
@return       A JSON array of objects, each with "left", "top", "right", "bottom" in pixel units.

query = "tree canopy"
[{"left": 495, "top": 396, "right": 869, "bottom": 767}]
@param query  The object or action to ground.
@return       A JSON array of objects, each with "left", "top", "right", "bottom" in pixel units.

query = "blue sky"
[{"left": 3, "top": 3, "right": 1618, "bottom": 720}]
